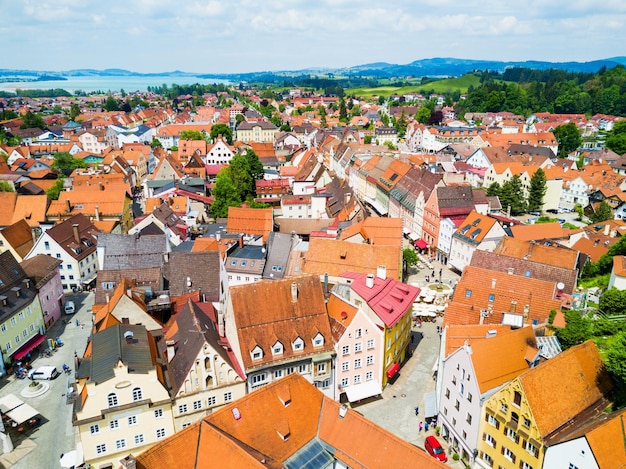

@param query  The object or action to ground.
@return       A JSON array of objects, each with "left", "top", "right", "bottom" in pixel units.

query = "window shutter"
[
  {"left": 496, "top": 420, "right": 500, "bottom": 430},
  {"left": 501, "top": 446, "right": 505, "bottom": 455},
  {"left": 515, "top": 434, "right": 520, "bottom": 444},
  {"left": 512, "top": 453, "right": 516, "bottom": 463},
  {"left": 485, "top": 413, "right": 490, "bottom": 422},
  {"left": 482, "top": 433, "right": 486, "bottom": 441}
]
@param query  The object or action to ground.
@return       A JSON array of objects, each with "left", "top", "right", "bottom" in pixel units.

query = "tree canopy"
[
  {"left": 52, "top": 152, "right": 89, "bottom": 173},
  {"left": 20, "top": 111, "right": 45, "bottom": 130},
  {"left": 605, "top": 121, "right": 626, "bottom": 156},
  {"left": 553, "top": 123, "right": 582, "bottom": 158},
  {"left": 590, "top": 200, "right": 613, "bottom": 223},
  {"left": 210, "top": 123, "right": 233, "bottom": 144},
  {"left": 180, "top": 130, "right": 206, "bottom": 141},
  {"left": 527, "top": 168, "right": 547, "bottom": 212}
]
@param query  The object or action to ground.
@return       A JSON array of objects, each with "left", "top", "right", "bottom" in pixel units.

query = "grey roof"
[
  {"left": 226, "top": 245, "right": 266, "bottom": 275},
  {"left": 237, "top": 121, "right": 278, "bottom": 131},
  {"left": 162, "top": 251, "right": 222, "bottom": 299},
  {"left": 262, "top": 232, "right": 297, "bottom": 280},
  {"left": 99, "top": 234, "right": 167, "bottom": 270},
  {"left": 89, "top": 324, "right": 155, "bottom": 385},
  {"left": 0, "top": 251, "right": 39, "bottom": 323}
]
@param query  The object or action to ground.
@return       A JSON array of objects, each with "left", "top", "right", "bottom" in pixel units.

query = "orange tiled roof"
[
  {"left": 0, "top": 192, "right": 18, "bottom": 226},
  {"left": 135, "top": 373, "right": 446, "bottom": 469},
  {"left": 584, "top": 409, "right": 626, "bottom": 468},
  {"left": 612, "top": 255, "right": 626, "bottom": 277},
  {"left": 11, "top": 194, "right": 49, "bottom": 227},
  {"left": 518, "top": 340, "right": 612, "bottom": 437},
  {"left": 494, "top": 236, "right": 578, "bottom": 269},
  {"left": 444, "top": 265, "right": 561, "bottom": 327},
  {"left": 226, "top": 206, "right": 273, "bottom": 242},
  {"left": 510, "top": 222, "right": 570, "bottom": 241},
  {"left": 303, "top": 238, "right": 401, "bottom": 281}
]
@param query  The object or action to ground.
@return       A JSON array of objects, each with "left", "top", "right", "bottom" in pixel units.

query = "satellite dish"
[{"left": 557, "top": 282, "right": 565, "bottom": 290}]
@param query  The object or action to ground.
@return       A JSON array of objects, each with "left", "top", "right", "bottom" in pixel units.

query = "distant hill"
[{"left": 1, "top": 57, "right": 625, "bottom": 81}]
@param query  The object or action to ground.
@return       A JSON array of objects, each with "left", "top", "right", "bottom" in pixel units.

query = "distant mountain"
[{"left": 1, "top": 57, "right": 625, "bottom": 82}]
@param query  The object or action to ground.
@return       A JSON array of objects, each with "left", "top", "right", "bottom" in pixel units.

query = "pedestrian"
[
  {"left": 425, "top": 421, "right": 429, "bottom": 431},
  {"left": 415, "top": 406, "right": 419, "bottom": 416},
  {"left": 419, "top": 421, "right": 423, "bottom": 432},
  {"left": 432, "top": 270, "right": 435, "bottom": 277},
  {"left": 75, "top": 319, "right": 79, "bottom": 326}
]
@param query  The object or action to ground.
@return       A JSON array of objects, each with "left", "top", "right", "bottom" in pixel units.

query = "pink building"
[
  {"left": 327, "top": 291, "right": 384, "bottom": 403},
  {"left": 21, "top": 254, "right": 65, "bottom": 329}
]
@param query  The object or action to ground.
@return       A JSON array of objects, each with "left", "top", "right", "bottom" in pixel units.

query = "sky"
[{"left": 2, "top": 0, "right": 626, "bottom": 74}]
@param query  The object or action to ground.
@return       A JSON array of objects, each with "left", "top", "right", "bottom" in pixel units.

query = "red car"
[{"left": 424, "top": 435, "right": 448, "bottom": 462}]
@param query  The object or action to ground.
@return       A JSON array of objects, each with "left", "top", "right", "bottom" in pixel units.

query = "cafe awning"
[
  {"left": 408, "top": 232, "right": 419, "bottom": 242},
  {"left": 386, "top": 362, "right": 401, "bottom": 379},
  {"left": 414, "top": 239, "right": 428, "bottom": 250},
  {"left": 0, "top": 394, "right": 23, "bottom": 413},
  {"left": 13, "top": 333, "right": 46, "bottom": 360},
  {"left": 345, "top": 380, "right": 383, "bottom": 402},
  {"left": 7, "top": 402, "right": 39, "bottom": 425}
]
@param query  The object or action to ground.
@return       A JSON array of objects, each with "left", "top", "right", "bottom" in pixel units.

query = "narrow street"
[{"left": 0, "top": 292, "right": 94, "bottom": 469}]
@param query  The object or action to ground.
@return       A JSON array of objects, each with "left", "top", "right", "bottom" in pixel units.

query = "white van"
[
  {"left": 28, "top": 366, "right": 60, "bottom": 380},
  {"left": 64, "top": 301, "right": 75, "bottom": 315}
]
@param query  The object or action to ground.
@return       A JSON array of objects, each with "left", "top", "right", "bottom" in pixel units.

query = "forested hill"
[{"left": 454, "top": 66, "right": 626, "bottom": 116}]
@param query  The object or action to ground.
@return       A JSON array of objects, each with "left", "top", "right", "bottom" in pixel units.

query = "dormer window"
[
  {"left": 251, "top": 346, "right": 263, "bottom": 361},
  {"left": 74, "top": 247, "right": 83, "bottom": 254},
  {"left": 272, "top": 341, "right": 283, "bottom": 356},
  {"left": 292, "top": 337, "right": 304, "bottom": 352},
  {"left": 312, "top": 333, "right": 324, "bottom": 348}
]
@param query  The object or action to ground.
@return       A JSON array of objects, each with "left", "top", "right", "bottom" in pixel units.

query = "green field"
[{"left": 347, "top": 74, "right": 482, "bottom": 98}]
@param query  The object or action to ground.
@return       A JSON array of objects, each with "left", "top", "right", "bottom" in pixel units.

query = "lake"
[{"left": 0, "top": 75, "right": 230, "bottom": 94}]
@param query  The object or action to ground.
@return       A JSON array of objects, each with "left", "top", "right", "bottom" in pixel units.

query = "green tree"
[
  {"left": 605, "top": 332, "right": 626, "bottom": 381},
  {"left": 20, "top": 111, "right": 45, "bottom": 130},
  {"left": 228, "top": 154, "right": 254, "bottom": 201},
  {"left": 394, "top": 110, "right": 408, "bottom": 138},
  {"left": 0, "top": 181, "right": 14, "bottom": 192},
  {"left": 415, "top": 106, "right": 430, "bottom": 124},
  {"left": 210, "top": 170, "right": 241, "bottom": 218},
  {"left": 485, "top": 182, "right": 501, "bottom": 197},
  {"left": 235, "top": 113, "right": 245, "bottom": 125},
  {"left": 180, "top": 130, "right": 206, "bottom": 141},
  {"left": 320, "top": 114, "right": 328, "bottom": 128},
  {"left": 591, "top": 200, "right": 613, "bottom": 222},
  {"left": 151, "top": 138, "right": 163, "bottom": 149},
  {"left": 499, "top": 175, "right": 527, "bottom": 215},
  {"left": 211, "top": 123, "right": 233, "bottom": 144},
  {"left": 553, "top": 122, "right": 582, "bottom": 158},
  {"left": 68, "top": 103, "right": 81, "bottom": 121},
  {"left": 527, "top": 168, "right": 547, "bottom": 212},
  {"left": 574, "top": 202, "right": 584, "bottom": 221},
  {"left": 402, "top": 247, "right": 418, "bottom": 282},
  {"left": 599, "top": 288, "right": 626, "bottom": 316},
  {"left": 51, "top": 152, "right": 88, "bottom": 173},
  {"left": 605, "top": 121, "right": 626, "bottom": 155},
  {"left": 46, "top": 176, "right": 66, "bottom": 200},
  {"left": 338, "top": 98, "right": 348, "bottom": 123},
  {"left": 364, "top": 135, "right": 372, "bottom": 144},
  {"left": 103, "top": 96, "right": 119, "bottom": 111},
  {"left": 555, "top": 310, "right": 592, "bottom": 349},
  {"left": 244, "top": 149, "right": 265, "bottom": 182}
]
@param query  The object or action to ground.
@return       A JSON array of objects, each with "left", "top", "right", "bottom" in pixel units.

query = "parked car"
[
  {"left": 28, "top": 365, "right": 60, "bottom": 380},
  {"left": 64, "top": 301, "right": 75, "bottom": 315},
  {"left": 424, "top": 435, "right": 448, "bottom": 462},
  {"left": 529, "top": 211, "right": 541, "bottom": 216},
  {"left": 558, "top": 218, "right": 567, "bottom": 225}
]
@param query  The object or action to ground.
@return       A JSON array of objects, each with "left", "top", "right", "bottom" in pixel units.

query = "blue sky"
[{"left": 2, "top": 0, "right": 625, "bottom": 73}]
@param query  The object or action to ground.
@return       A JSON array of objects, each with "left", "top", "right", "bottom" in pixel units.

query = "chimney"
[
  {"left": 238, "top": 236, "right": 243, "bottom": 248},
  {"left": 215, "top": 231, "right": 221, "bottom": 242},
  {"left": 31, "top": 228, "right": 37, "bottom": 245},
  {"left": 604, "top": 224, "right": 610, "bottom": 236},
  {"left": 120, "top": 455, "right": 137, "bottom": 469},
  {"left": 72, "top": 224, "right": 80, "bottom": 244},
  {"left": 99, "top": 182, "right": 104, "bottom": 191},
  {"left": 376, "top": 265, "right": 387, "bottom": 280},
  {"left": 217, "top": 306, "right": 225, "bottom": 337},
  {"left": 366, "top": 274, "right": 375, "bottom": 288},
  {"left": 65, "top": 198, "right": 72, "bottom": 213},
  {"left": 95, "top": 205, "right": 100, "bottom": 221},
  {"left": 491, "top": 278, "right": 496, "bottom": 289},
  {"left": 166, "top": 339, "right": 176, "bottom": 362},
  {"left": 291, "top": 282, "right": 298, "bottom": 302}
]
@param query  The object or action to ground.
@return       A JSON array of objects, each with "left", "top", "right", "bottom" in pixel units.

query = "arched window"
[
  {"left": 132, "top": 387, "right": 143, "bottom": 401},
  {"left": 107, "top": 393, "right": 118, "bottom": 407}
]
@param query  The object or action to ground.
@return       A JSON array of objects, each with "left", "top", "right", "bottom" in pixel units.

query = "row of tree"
[{"left": 455, "top": 65, "right": 626, "bottom": 117}]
